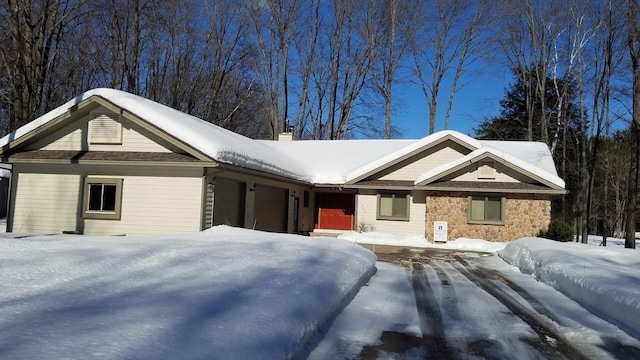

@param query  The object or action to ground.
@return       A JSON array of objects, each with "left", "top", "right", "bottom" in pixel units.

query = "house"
[{"left": 0, "top": 89, "right": 566, "bottom": 241}]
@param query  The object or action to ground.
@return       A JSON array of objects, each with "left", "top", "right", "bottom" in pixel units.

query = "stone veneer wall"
[{"left": 425, "top": 191, "right": 551, "bottom": 242}]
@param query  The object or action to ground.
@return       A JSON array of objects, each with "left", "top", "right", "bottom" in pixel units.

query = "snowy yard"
[{"left": 1, "top": 226, "right": 639, "bottom": 359}]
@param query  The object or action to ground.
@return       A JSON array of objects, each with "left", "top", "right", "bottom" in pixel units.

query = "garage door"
[{"left": 254, "top": 185, "right": 288, "bottom": 232}]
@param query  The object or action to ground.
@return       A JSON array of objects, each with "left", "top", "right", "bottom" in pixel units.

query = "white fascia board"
[
  {"left": 415, "top": 147, "right": 566, "bottom": 189},
  {"left": 345, "top": 130, "right": 481, "bottom": 184}
]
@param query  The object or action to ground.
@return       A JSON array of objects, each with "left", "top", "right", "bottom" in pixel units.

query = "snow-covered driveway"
[{"left": 309, "top": 247, "right": 640, "bottom": 359}]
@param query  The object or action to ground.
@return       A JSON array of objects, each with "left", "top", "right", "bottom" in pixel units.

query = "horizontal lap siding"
[
  {"left": 356, "top": 191, "right": 426, "bottom": 235},
  {"left": 379, "top": 142, "right": 467, "bottom": 181},
  {"left": 12, "top": 172, "right": 81, "bottom": 233},
  {"left": 30, "top": 107, "right": 179, "bottom": 153},
  {"left": 10, "top": 164, "right": 204, "bottom": 236},
  {"left": 450, "top": 163, "right": 521, "bottom": 183},
  {"left": 84, "top": 174, "right": 203, "bottom": 236}
]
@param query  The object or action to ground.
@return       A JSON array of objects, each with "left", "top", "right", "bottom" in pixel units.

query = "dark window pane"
[
  {"left": 486, "top": 197, "right": 501, "bottom": 220},
  {"left": 379, "top": 194, "right": 393, "bottom": 217},
  {"left": 88, "top": 184, "right": 103, "bottom": 210},
  {"left": 392, "top": 195, "right": 407, "bottom": 217},
  {"left": 102, "top": 185, "right": 117, "bottom": 211},
  {"left": 470, "top": 197, "right": 485, "bottom": 220}
]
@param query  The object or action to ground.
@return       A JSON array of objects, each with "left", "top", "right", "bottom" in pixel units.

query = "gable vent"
[
  {"left": 89, "top": 111, "right": 122, "bottom": 144},
  {"left": 477, "top": 160, "right": 495, "bottom": 179}
]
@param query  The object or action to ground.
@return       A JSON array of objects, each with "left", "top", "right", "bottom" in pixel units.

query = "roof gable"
[
  {"left": 414, "top": 147, "right": 566, "bottom": 190},
  {"left": 0, "top": 89, "right": 565, "bottom": 191},
  {"left": 0, "top": 89, "right": 310, "bottom": 181},
  {"left": 344, "top": 131, "right": 481, "bottom": 184}
]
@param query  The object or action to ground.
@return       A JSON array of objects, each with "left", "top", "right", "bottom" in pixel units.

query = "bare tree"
[
  {"left": 249, "top": 0, "right": 303, "bottom": 139},
  {"left": 587, "top": 0, "right": 626, "bottom": 245},
  {"left": 0, "top": 0, "right": 87, "bottom": 135},
  {"left": 369, "top": 0, "right": 411, "bottom": 138},
  {"left": 412, "top": 0, "right": 488, "bottom": 134},
  {"left": 625, "top": 0, "right": 640, "bottom": 249},
  {"left": 496, "top": 0, "right": 566, "bottom": 142}
]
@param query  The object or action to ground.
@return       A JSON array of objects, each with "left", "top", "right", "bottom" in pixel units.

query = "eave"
[{"left": 3, "top": 150, "right": 217, "bottom": 168}]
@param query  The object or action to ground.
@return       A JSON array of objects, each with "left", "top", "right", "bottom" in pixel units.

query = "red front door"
[{"left": 316, "top": 193, "right": 354, "bottom": 230}]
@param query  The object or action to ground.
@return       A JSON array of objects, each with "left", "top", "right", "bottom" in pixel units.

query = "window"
[
  {"left": 83, "top": 177, "right": 123, "bottom": 220},
  {"left": 377, "top": 193, "right": 410, "bottom": 221},
  {"left": 468, "top": 195, "right": 504, "bottom": 224}
]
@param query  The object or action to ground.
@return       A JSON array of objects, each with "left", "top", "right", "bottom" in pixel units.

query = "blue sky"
[{"left": 392, "top": 72, "right": 511, "bottom": 139}]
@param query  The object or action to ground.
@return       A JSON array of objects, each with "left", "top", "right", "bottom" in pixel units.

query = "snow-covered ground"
[
  {"left": 1, "top": 226, "right": 639, "bottom": 359},
  {"left": 0, "top": 226, "right": 375, "bottom": 359}
]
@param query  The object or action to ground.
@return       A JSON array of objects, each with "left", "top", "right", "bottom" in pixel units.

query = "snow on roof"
[
  {"left": 480, "top": 140, "right": 559, "bottom": 176},
  {"left": 0, "top": 89, "right": 563, "bottom": 188},
  {"left": 342, "top": 130, "right": 482, "bottom": 184},
  {"left": 414, "top": 147, "right": 565, "bottom": 189},
  {"left": 0, "top": 89, "right": 312, "bottom": 182},
  {"left": 257, "top": 139, "right": 413, "bottom": 184}
]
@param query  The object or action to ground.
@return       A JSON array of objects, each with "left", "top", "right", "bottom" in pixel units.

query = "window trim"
[
  {"left": 467, "top": 194, "right": 505, "bottom": 225},
  {"left": 377, "top": 192, "right": 410, "bottom": 221},
  {"left": 83, "top": 177, "right": 123, "bottom": 220}
]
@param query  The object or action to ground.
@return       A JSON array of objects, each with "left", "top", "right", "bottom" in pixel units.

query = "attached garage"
[
  {"left": 253, "top": 185, "right": 288, "bottom": 232},
  {"left": 204, "top": 177, "right": 246, "bottom": 229}
]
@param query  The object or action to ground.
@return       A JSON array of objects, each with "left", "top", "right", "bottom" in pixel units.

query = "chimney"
[{"left": 277, "top": 123, "right": 297, "bottom": 141}]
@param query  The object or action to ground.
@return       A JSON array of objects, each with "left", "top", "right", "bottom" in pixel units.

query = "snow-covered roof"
[
  {"left": 414, "top": 147, "right": 565, "bottom": 189},
  {"left": 0, "top": 89, "right": 563, "bottom": 189},
  {"left": 0, "top": 89, "right": 312, "bottom": 182}
]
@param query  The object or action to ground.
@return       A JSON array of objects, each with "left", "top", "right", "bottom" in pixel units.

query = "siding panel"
[
  {"left": 29, "top": 106, "right": 181, "bottom": 153},
  {"left": 84, "top": 175, "right": 203, "bottom": 235},
  {"left": 379, "top": 143, "right": 467, "bottom": 181},
  {"left": 356, "top": 190, "right": 426, "bottom": 236},
  {"left": 12, "top": 173, "right": 81, "bottom": 233}
]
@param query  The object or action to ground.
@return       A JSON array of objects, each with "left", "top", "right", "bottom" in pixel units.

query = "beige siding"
[
  {"left": 379, "top": 142, "right": 468, "bottom": 181},
  {"left": 28, "top": 106, "right": 181, "bottom": 153},
  {"left": 84, "top": 175, "right": 203, "bottom": 235},
  {"left": 356, "top": 190, "right": 426, "bottom": 235},
  {"left": 10, "top": 164, "right": 204, "bottom": 236},
  {"left": 12, "top": 172, "right": 81, "bottom": 233},
  {"left": 447, "top": 163, "right": 531, "bottom": 183}
]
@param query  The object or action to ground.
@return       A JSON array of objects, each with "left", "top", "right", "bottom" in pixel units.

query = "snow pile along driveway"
[
  {"left": 499, "top": 237, "right": 640, "bottom": 336},
  {"left": 0, "top": 226, "right": 376, "bottom": 359}
]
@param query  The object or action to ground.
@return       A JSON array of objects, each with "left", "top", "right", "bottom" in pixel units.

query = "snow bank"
[
  {"left": 499, "top": 237, "right": 640, "bottom": 336},
  {"left": 338, "top": 231, "right": 506, "bottom": 253},
  {"left": 0, "top": 226, "right": 376, "bottom": 359}
]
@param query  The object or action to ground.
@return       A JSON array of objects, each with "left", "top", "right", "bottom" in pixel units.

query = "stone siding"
[{"left": 425, "top": 191, "right": 551, "bottom": 242}]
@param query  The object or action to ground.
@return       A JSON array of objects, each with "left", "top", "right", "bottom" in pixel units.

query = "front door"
[{"left": 315, "top": 193, "right": 354, "bottom": 230}]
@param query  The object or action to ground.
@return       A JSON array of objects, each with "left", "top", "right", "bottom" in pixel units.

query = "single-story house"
[{"left": 0, "top": 89, "right": 566, "bottom": 241}]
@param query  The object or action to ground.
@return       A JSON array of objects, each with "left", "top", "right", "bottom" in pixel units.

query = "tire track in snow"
[
  {"left": 410, "top": 258, "right": 457, "bottom": 359},
  {"left": 450, "top": 256, "right": 590, "bottom": 360},
  {"left": 455, "top": 255, "right": 640, "bottom": 360}
]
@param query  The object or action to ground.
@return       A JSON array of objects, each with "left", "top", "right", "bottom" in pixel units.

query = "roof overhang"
[
  {"left": 3, "top": 150, "right": 217, "bottom": 168},
  {"left": 336, "top": 179, "right": 566, "bottom": 194},
  {"left": 344, "top": 131, "right": 481, "bottom": 184},
  {"left": 414, "top": 147, "right": 566, "bottom": 191}
]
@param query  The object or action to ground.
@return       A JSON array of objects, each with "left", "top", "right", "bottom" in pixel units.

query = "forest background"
[{"left": 2, "top": 0, "right": 640, "bottom": 248}]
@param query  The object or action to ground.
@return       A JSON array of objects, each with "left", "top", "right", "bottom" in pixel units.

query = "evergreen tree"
[{"left": 474, "top": 67, "right": 583, "bottom": 223}]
